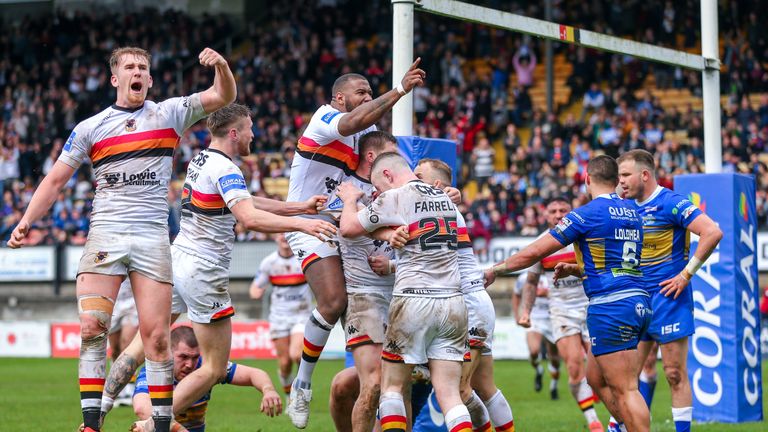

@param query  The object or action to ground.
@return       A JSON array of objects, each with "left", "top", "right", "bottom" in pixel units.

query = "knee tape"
[{"left": 78, "top": 295, "right": 115, "bottom": 344}]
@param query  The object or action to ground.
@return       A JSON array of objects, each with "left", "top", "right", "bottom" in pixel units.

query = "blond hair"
[{"left": 109, "top": 47, "right": 151, "bottom": 74}]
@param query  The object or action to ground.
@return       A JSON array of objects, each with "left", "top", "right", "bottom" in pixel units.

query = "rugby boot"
[
  {"left": 286, "top": 386, "right": 312, "bottom": 429},
  {"left": 589, "top": 420, "right": 605, "bottom": 432}
]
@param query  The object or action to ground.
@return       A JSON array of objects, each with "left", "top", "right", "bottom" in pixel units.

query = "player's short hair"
[
  {"left": 417, "top": 158, "right": 453, "bottom": 184},
  {"left": 359, "top": 131, "right": 397, "bottom": 156},
  {"left": 171, "top": 326, "right": 198, "bottom": 349},
  {"left": 617, "top": 149, "right": 656, "bottom": 177},
  {"left": 587, "top": 155, "right": 619, "bottom": 186},
  {"left": 332, "top": 73, "right": 367, "bottom": 96},
  {"left": 371, "top": 151, "right": 410, "bottom": 178},
  {"left": 109, "top": 47, "right": 151, "bottom": 74},
  {"left": 544, "top": 196, "right": 571, "bottom": 208},
  {"left": 206, "top": 103, "right": 252, "bottom": 137}
]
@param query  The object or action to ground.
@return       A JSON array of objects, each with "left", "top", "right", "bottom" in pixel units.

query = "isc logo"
[{"left": 661, "top": 322, "right": 680, "bottom": 335}]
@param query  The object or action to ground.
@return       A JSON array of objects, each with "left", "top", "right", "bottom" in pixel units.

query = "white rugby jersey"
[
  {"left": 358, "top": 180, "right": 461, "bottom": 298},
  {"left": 529, "top": 233, "right": 587, "bottom": 311},
  {"left": 58, "top": 94, "right": 206, "bottom": 227},
  {"left": 338, "top": 174, "right": 396, "bottom": 294},
  {"left": 172, "top": 148, "right": 252, "bottom": 266},
  {"left": 456, "top": 212, "right": 485, "bottom": 295},
  {"left": 515, "top": 270, "right": 551, "bottom": 321},
  {"left": 253, "top": 251, "right": 313, "bottom": 316},
  {"left": 287, "top": 104, "right": 377, "bottom": 223}
]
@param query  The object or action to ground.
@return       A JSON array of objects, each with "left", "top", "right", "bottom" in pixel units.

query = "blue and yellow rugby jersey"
[
  {"left": 629, "top": 186, "right": 703, "bottom": 292},
  {"left": 135, "top": 358, "right": 237, "bottom": 432},
  {"left": 549, "top": 193, "right": 646, "bottom": 301}
]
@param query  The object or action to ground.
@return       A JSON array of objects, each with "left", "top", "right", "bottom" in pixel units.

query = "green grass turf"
[{"left": 0, "top": 358, "right": 766, "bottom": 431}]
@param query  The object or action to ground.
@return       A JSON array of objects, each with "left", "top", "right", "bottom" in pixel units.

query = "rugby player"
[
  {"left": 517, "top": 198, "right": 602, "bottom": 431},
  {"left": 613, "top": 150, "right": 722, "bottom": 432},
  {"left": 513, "top": 269, "right": 561, "bottom": 400},
  {"left": 338, "top": 152, "right": 473, "bottom": 432},
  {"left": 8, "top": 46, "right": 236, "bottom": 432},
  {"left": 415, "top": 159, "right": 516, "bottom": 432},
  {"left": 485, "top": 155, "right": 652, "bottom": 432},
  {"left": 132, "top": 104, "right": 335, "bottom": 431},
  {"left": 131, "top": 326, "right": 282, "bottom": 432},
  {"left": 250, "top": 233, "right": 314, "bottom": 395},
  {"left": 285, "top": 59, "right": 426, "bottom": 428}
]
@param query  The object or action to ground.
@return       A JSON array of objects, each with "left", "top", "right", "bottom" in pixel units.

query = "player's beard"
[{"left": 345, "top": 99, "right": 356, "bottom": 112}]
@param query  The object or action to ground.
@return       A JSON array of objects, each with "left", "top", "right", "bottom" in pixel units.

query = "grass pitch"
[{"left": 0, "top": 358, "right": 765, "bottom": 431}]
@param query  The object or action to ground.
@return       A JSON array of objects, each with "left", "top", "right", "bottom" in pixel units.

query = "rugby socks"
[
  {"left": 570, "top": 378, "right": 599, "bottom": 424},
  {"left": 79, "top": 339, "right": 107, "bottom": 430},
  {"left": 294, "top": 309, "right": 334, "bottom": 390},
  {"left": 483, "top": 389, "right": 515, "bottom": 432},
  {"left": 379, "top": 392, "right": 407, "bottom": 432},
  {"left": 638, "top": 370, "right": 657, "bottom": 408},
  {"left": 607, "top": 418, "right": 626, "bottom": 432},
  {"left": 445, "top": 405, "right": 473, "bottom": 432},
  {"left": 549, "top": 363, "right": 560, "bottom": 398},
  {"left": 464, "top": 391, "right": 491, "bottom": 431},
  {"left": 278, "top": 371, "right": 295, "bottom": 394},
  {"left": 671, "top": 406, "right": 692, "bottom": 432},
  {"left": 146, "top": 359, "right": 174, "bottom": 432}
]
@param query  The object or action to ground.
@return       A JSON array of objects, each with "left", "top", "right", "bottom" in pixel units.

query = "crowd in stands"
[{"left": 0, "top": 0, "right": 767, "bottom": 247}]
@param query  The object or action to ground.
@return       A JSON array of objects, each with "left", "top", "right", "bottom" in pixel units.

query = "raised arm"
[
  {"left": 198, "top": 48, "right": 237, "bottom": 114},
  {"left": 8, "top": 161, "right": 75, "bottom": 248},
  {"left": 337, "top": 58, "right": 425, "bottom": 136}
]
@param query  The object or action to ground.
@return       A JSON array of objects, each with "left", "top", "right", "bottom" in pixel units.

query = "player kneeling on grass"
[
  {"left": 132, "top": 326, "right": 281, "bottom": 432},
  {"left": 338, "top": 152, "right": 473, "bottom": 432}
]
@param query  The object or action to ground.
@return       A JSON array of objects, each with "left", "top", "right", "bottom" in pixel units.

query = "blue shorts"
[
  {"left": 587, "top": 295, "right": 652, "bottom": 357},
  {"left": 640, "top": 288, "right": 694, "bottom": 344}
]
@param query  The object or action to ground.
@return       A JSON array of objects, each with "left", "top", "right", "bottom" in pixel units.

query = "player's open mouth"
[{"left": 130, "top": 82, "right": 143, "bottom": 93}]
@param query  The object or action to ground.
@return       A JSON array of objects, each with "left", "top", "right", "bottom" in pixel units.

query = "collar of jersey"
[
  {"left": 635, "top": 185, "right": 664, "bottom": 206},
  {"left": 111, "top": 103, "right": 144, "bottom": 113},
  {"left": 351, "top": 172, "right": 371, "bottom": 184},
  {"left": 206, "top": 148, "right": 231, "bottom": 160},
  {"left": 595, "top": 193, "right": 615, "bottom": 200}
]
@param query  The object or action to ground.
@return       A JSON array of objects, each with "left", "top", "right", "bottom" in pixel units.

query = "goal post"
[{"left": 392, "top": 0, "right": 723, "bottom": 173}]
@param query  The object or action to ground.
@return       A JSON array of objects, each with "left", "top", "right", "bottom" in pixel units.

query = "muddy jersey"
[
  {"left": 58, "top": 94, "right": 207, "bottom": 228},
  {"left": 456, "top": 212, "right": 485, "bottom": 295},
  {"left": 172, "top": 148, "right": 252, "bottom": 266},
  {"left": 339, "top": 174, "right": 396, "bottom": 294},
  {"left": 515, "top": 270, "right": 551, "bottom": 321},
  {"left": 358, "top": 180, "right": 460, "bottom": 298},
  {"left": 287, "top": 104, "right": 377, "bottom": 223},
  {"left": 530, "top": 233, "right": 587, "bottom": 311},
  {"left": 252, "top": 251, "right": 313, "bottom": 316}
]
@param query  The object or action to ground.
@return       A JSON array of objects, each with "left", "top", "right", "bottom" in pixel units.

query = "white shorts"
[
  {"left": 343, "top": 291, "right": 392, "bottom": 350},
  {"left": 109, "top": 297, "right": 138, "bottom": 334},
  {"left": 382, "top": 295, "right": 467, "bottom": 364},
  {"left": 78, "top": 225, "right": 172, "bottom": 283},
  {"left": 528, "top": 315, "right": 555, "bottom": 345},
  {"left": 465, "top": 290, "right": 495, "bottom": 356},
  {"left": 171, "top": 246, "right": 234, "bottom": 324},
  {"left": 285, "top": 231, "right": 339, "bottom": 272},
  {"left": 550, "top": 306, "right": 590, "bottom": 343},
  {"left": 269, "top": 310, "right": 310, "bottom": 339}
]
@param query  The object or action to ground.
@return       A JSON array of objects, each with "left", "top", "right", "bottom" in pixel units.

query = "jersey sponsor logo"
[
  {"left": 325, "top": 177, "right": 340, "bottom": 193},
  {"left": 555, "top": 218, "right": 572, "bottom": 232},
  {"left": 64, "top": 131, "right": 76, "bottom": 152},
  {"left": 320, "top": 110, "right": 341, "bottom": 124},
  {"left": 682, "top": 205, "right": 697, "bottom": 219},
  {"left": 608, "top": 206, "right": 639, "bottom": 219},
  {"left": 122, "top": 169, "right": 161, "bottom": 186},
  {"left": 327, "top": 197, "right": 343, "bottom": 210},
  {"left": 104, "top": 172, "right": 121, "bottom": 186},
  {"left": 219, "top": 174, "right": 247, "bottom": 193}
]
